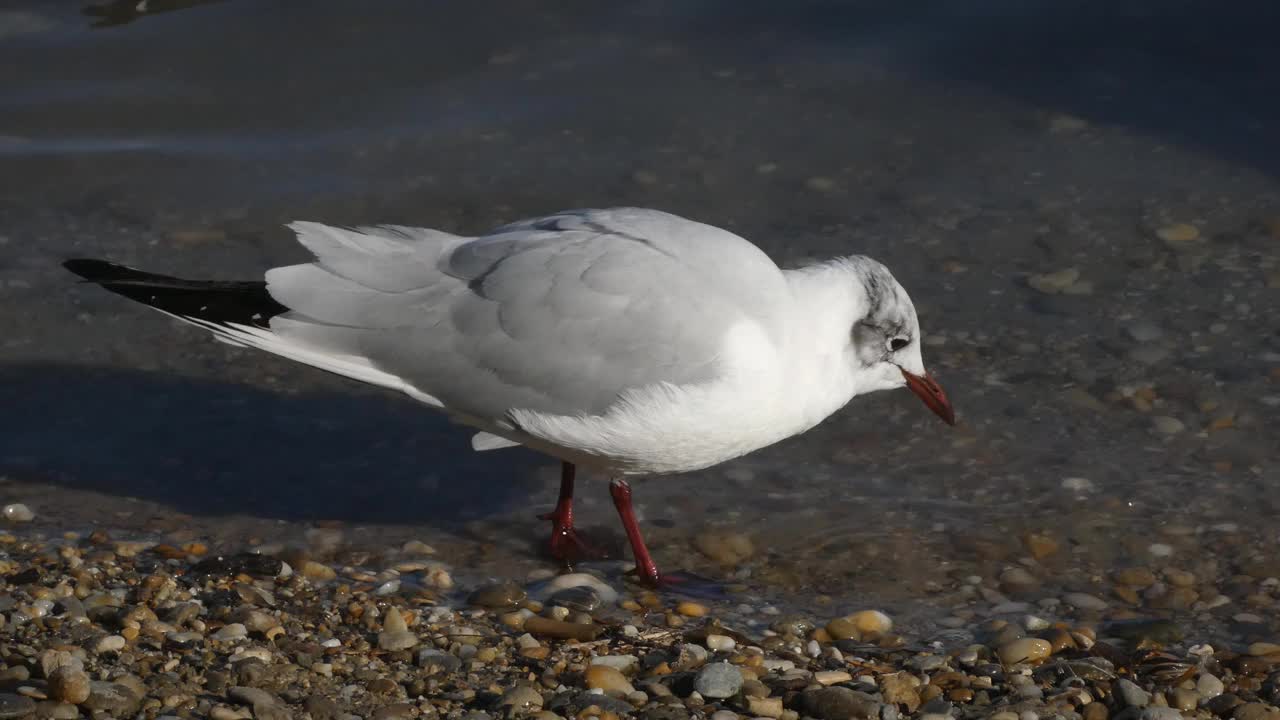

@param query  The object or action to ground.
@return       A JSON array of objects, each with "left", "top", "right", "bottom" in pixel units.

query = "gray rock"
[
  {"left": 546, "top": 586, "right": 601, "bottom": 613},
  {"left": 1139, "top": 708, "right": 1184, "bottom": 720},
  {"left": 229, "top": 687, "right": 292, "bottom": 720},
  {"left": 1197, "top": 673, "right": 1225, "bottom": 699},
  {"left": 1126, "top": 321, "right": 1164, "bottom": 342},
  {"left": 371, "top": 704, "right": 415, "bottom": 720},
  {"left": 304, "top": 695, "right": 341, "bottom": 720},
  {"left": 417, "top": 648, "right": 462, "bottom": 673},
  {"left": 81, "top": 682, "right": 141, "bottom": 716},
  {"left": 1117, "top": 678, "right": 1151, "bottom": 708},
  {"left": 1129, "top": 345, "right": 1170, "bottom": 365},
  {"left": 693, "top": 662, "right": 742, "bottom": 699},
  {"left": 800, "top": 687, "right": 883, "bottom": 720},
  {"left": 0, "top": 693, "right": 35, "bottom": 719},
  {"left": 497, "top": 685, "right": 544, "bottom": 712}
]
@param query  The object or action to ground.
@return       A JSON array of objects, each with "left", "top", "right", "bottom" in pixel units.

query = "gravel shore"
[{"left": 2, "top": 523, "right": 1280, "bottom": 720}]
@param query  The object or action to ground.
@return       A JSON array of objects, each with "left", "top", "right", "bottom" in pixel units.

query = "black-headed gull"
[{"left": 64, "top": 207, "right": 954, "bottom": 585}]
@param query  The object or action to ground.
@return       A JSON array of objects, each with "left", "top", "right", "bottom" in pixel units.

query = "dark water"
[{"left": 2, "top": 1, "right": 1278, "bottom": 630}]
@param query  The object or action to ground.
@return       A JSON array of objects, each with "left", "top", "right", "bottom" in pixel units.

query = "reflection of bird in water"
[
  {"left": 63, "top": 207, "right": 955, "bottom": 588},
  {"left": 82, "top": 0, "right": 227, "bottom": 28}
]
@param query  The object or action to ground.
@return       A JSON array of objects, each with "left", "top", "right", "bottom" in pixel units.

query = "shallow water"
[{"left": 2, "top": 1, "right": 1278, "bottom": 638}]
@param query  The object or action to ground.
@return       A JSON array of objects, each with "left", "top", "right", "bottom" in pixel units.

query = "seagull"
[{"left": 63, "top": 207, "right": 955, "bottom": 586}]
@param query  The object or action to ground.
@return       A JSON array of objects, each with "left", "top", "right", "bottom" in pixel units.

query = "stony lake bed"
[{"left": 3, "top": 511, "right": 1280, "bottom": 720}]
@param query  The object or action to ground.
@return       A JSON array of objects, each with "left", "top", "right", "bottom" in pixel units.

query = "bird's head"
[{"left": 845, "top": 256, "right": 955, "bottom": 425}]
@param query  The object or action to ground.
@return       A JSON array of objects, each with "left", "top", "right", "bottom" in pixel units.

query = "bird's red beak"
[{"left": 901, "top": 368, "right": 956, "bottom": 425}]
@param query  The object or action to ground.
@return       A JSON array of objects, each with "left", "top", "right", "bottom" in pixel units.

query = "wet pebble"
[
  {"left": 545, "top": 586, "right": 601, "bottom": 613},
  {"left": 0, "top": 694, "right": 36, "bottom": 719},
  {"left": 1127, "top": 321, "right": 1165, "bottom": 342},
  {"left": 1152, "top": 416, "right": 1186, "bottom": 434},
  {"left": 499, "top": 686, "right": 543, "bottom": 712},
  {"left": 693, "top": 663, "right": 742, "bottom": 699},
  {"left": 800, "top": 687, "right": 882, "bottom": 720},
  {"left": 1117, "top": 679, "right": 1151, "bottom": 708},
  {"left": 704, "top": 634, "right": 735, "bottom": 652},
  {"left": 1028, "top": 268, "right": 1080, "bottom": 294},
  {"left": 693, "top": 531, "right": 754, "bottom": 565},
  {"left": 469, "top": 582, "right": 526, "bottom": 609},
  {"left": 998, "top": 638, "right": 1051, "bottom": 665},
  {"left": 377, "top": 608, "right": 417, "bottom": 651},
  {"left": 538, "top": 573, "right": 618, "bottom": 604},
  {"left": 2, "top": 504, "right": 33, "bottom": 523},
  {"left": 584, "top": 665, "right": 633, "bottom": 697},
  {"left": 47, "top": 667, "right": 90, "bottom": 705}
]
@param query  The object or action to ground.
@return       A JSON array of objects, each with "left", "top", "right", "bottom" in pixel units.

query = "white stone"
[{"left": 3, "top": 504, "right": 33, "bottom": 522}]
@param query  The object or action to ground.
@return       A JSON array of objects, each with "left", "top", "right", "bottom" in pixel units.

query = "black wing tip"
[{"left": 63, "top": 258, "right": 137, "bottom": 283}]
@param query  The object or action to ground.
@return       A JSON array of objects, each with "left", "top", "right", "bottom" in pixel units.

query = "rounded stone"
[
  {"left": 47, "top": 667, "right": 91, "bottom": 705},
  {"left": 693, "top": 662, "right": 742, "bottom": 699},
  {"left": 847, "top": 610, "right": 892, "bottom": 635},
  {"left": 0, "top": 693, "right": 36, "bottom": 719},
  {"left": 584, "top": 665, "right": 633, "bottom": 697},
  {"left": 997, "top": 638, "right": 1052, "bottom": 665},
  {"left": 825, "top": 617, "right": 861, "bottom": 641},
  {"left": 498, "top": 685, "right": 543, "bottom": 712},
  {"left": 468, "top": 582, "right": 526, "bottom": 609}
]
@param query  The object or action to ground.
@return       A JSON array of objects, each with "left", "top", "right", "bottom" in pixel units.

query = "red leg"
[
  {"left": 608, "top": 477, "right": 662, "bottom": 586},
  {"left": 539, "top": 462, "right": 596, "bottom": 565}
]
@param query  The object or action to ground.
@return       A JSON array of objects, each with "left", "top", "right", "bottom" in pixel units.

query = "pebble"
[
  {"left": 1063, "top": 592, "right": 1108, "bottom": 611},
  {"left": 809, "top": 670, "right": 850, "bottom": 686},
  {"left": 746, "top": 697, "right": 783, "bottom": 718},
  {"left": 590, "top": 655, "right": 639, "bottom": 673},
  {"left": 468, "top": 582, "right": 526, "bottom": 609},
  {"left": 805, "top": 176, "right": 836, "bottom": 193},
  {"left": 0, "top": 694, "right": 36, "bottom": 719},
  {"left": 1127, "top": 321, "right": 1165, "bottom": 342},
  {"left": 692, "top": 663, "right": 742, "bottom": 699},
  {"left": 800, "top": 687, "right": 882, "bottom": 720},
  {"left": 538, "top": 573, "right": 618, "bottom": 604},
  {"left": 1156, "top": 223, "right": 1202, "bottom": 245},
  {"left": 1117, "top": 679, "right": 1151, "bottom": 708},
  {"left": 693, "top": 531, "right": 755, "bottom": 565},
  {"left": 47, "top": 667, "right": 90, "bottom": 705},
  {"left": 998, "top": 638, "right": 1052, "bottom": 665},
  {"left": 584, "top": 665, "right": 633, "bottom": 697},
  {"left": 1130, "top": 345, "right": 1171, "bottom": 365},
  {"left": 1152, "top": 416, "right": 1186, "bottom": 434},
  {"left": 675, "top": 601, "right": 708, "bottom": 618},
  {"left": 704, "top": 634, "right": 736, "bottom": 652},
  {"left": 1192, "top": 671, "right": 1223, "bottom": 696},
  {"left": 2, "top": 504, "right": 33, "bottom": 523},
  {"left": 825, "top": 617, "right": 861, "bottom": 641},
  {"left": 213, "top": 624, "right": 248, "bottom": 642},
  {"left": 847, "top": 609, "right": 892, "bottom": 634},
  {"left": 377, "top": 608, "right": 417, "bottom": 651},
  {"left": 92, "top": 634, "right": 126, "bottom": 653},
  {"left": 1028, "top": 268, "right": 1080, "bottom": 294},
  {"left": 499, "top": 685, "right": 544, "bottom": 712},
  {"left": 545, "top": 586, "right": 601, "bottom": 613}
]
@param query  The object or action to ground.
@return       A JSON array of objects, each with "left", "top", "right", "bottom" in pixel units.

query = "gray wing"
[{"left": 263, "top": 208, "right": 790, "bottom": 421}]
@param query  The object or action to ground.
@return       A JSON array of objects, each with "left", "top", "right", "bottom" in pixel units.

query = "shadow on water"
[{"left": 0, "top": 363, "right": 546, "bottom": 527}]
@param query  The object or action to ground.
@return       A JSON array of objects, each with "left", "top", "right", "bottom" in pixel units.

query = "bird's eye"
[{"left": 889, "top": 337, "right": 910, "bottom": 352}]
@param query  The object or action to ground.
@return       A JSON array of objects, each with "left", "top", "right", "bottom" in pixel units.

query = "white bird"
[{"left": 64, "top": 207, "right": 954, "bottom": 585}]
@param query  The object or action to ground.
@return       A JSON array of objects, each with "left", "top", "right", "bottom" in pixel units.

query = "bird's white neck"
[{"left": 773, "top": 260, "right": 868, "bottom": 431}]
